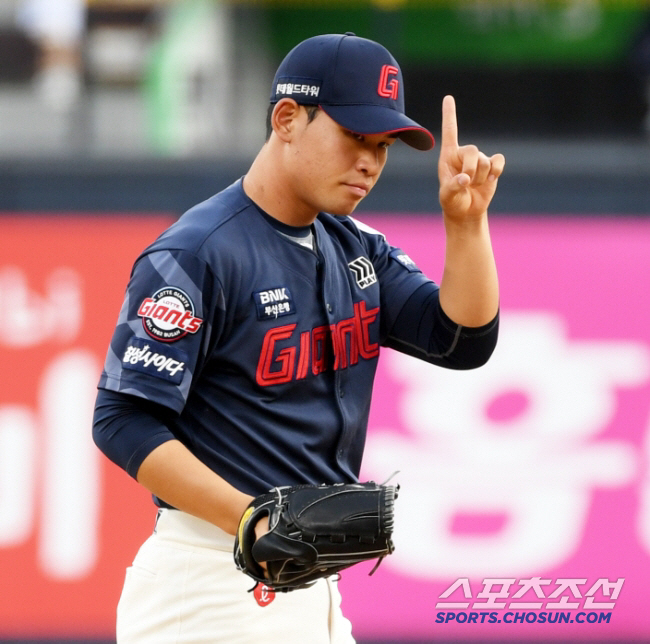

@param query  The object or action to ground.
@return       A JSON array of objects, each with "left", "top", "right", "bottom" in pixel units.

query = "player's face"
[{"left": 288, "top": 108, "right": 397, "bottom": 217}]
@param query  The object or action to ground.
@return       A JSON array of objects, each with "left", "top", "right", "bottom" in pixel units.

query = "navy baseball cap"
[{"left": 270, "top": 33, "right": 434, "bottom": 151}]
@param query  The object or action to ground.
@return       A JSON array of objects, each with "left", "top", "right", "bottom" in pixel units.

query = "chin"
[{"left": 327, "top": 200, "right": 361, "bottom": 217}]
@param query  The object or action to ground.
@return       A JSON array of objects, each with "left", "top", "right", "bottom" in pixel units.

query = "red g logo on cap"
[{"left": 378, "top": 65, "right": 399, "bottom": 100}]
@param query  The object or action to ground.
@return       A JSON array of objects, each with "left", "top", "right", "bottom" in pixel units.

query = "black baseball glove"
[{"left": 234, "top": 481, "right": 398, "bottom": 592}]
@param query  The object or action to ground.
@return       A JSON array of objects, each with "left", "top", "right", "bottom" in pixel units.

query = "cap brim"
[{"left": 321, "top": 104, "right": 434, "bottom": 151}]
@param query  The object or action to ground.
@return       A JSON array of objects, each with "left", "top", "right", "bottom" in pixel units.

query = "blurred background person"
[{"left": 16, "top": 0, "right": 85, "bottom": 112}]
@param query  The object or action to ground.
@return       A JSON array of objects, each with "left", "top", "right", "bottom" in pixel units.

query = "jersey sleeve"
[
  {"left": 352, "top": 218, "right": 498, "bottom": 369},
  {"left": 93, "top": 388, "right": 176, "bottom": 479},
  {"left": 348, "top": 218, "right": 435, "bottom": 336},
  {"left": 385, "top": 286, "right": 499, "bottom": 369},
  {"left": 98, "top": 248, "right": 221, "bottom": 414}
]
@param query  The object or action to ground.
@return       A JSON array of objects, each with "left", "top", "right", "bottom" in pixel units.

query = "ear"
[{"left": 271, "top": 99, "right": 302, "bottom": 142}]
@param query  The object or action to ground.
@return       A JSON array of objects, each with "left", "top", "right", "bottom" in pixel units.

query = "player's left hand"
[
  {"left": 234, "top": 481, "right": 397, "bottom": 591},
  {"left": 438, "top": 95, "right": 505, "bottom": 222},
  {"left": 253, "top": 515, "right": 269, "bottom": 574}
]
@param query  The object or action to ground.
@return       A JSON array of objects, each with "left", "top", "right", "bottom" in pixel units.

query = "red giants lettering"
[
  {"left": 256, "top": 301, "right": 379, "bottom": 386},
  {"left": 256, "top": 325, "right": 296, "bottom": 386},
  {"left": 138, "top": 298, "right": 203, "bottom": 334}
]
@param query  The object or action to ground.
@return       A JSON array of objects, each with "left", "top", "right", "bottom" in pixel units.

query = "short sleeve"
[
  {"left": 350, "top": 219, "right": 436, "bottom": 343},
  {"left": 98, "top": 248, "right": 221, "bottom": 413}
]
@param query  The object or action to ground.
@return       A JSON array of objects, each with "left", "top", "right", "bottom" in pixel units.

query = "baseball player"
[{"left": 93, "top": 33, "right": 504, "bottom": 643}]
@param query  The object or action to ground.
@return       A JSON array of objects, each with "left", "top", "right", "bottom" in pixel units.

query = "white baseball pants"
[{"left": 116, "top": 508, "right": 356, "bottom": 643}]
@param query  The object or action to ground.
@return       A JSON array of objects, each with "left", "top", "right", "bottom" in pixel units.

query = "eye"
[{"left": 344, "top": 129, "right": 364, "bottom": 141}]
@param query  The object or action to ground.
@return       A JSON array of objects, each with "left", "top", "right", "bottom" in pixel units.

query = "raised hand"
[{"left": 438, "top": 95, "right": 505, "bottom": 222}]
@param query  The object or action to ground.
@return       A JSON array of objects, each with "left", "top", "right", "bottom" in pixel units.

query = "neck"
[{"left": 243, "top": 142, "right": 318, "bottom": 228}]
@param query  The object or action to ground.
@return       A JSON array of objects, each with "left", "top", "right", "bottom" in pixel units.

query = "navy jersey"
[{"left": 95, "top": 179, "right": 498, "bottom": 497}]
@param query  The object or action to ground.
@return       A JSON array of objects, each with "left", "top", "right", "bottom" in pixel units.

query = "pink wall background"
[
  {"left": 340, "top": 215, "right": 650, "bottom": 641},
  {"left": 0, "top": 214, "right": 648, "bottom": 640}
]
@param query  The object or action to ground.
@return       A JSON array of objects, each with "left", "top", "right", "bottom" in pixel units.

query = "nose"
[{"left": 356, "top": 146, "right": 381, "bottom": 176}]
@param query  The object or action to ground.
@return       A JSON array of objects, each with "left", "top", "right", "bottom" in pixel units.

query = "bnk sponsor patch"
[
  {"left": 253, "top": 286, "right": 295, "bottom": 321},
  {"left": 122, "top": 337, "right": 188, "bottom": 384}
]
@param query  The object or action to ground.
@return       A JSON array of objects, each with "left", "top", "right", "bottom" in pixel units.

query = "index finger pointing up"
[{"left": 441, "top": 95, "right": 459, "bottom": 151}]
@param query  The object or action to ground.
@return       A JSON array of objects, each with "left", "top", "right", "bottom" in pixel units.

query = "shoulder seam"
[{"left": 347, "top": 216, "right": 387, "bottom": 241}]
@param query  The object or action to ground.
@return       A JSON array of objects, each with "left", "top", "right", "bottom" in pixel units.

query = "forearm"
[
  {"left": 93, "top": 388, "right": 252, "bottom": 535},
  {"left": 435, "top": 95, "right": 504, "bottom": 328},
  {"left": 136, "top": 439, "right": 253, "bottom": 536},
  {"left": 438, "top": 214, "right": 499, "bottom": 327}
]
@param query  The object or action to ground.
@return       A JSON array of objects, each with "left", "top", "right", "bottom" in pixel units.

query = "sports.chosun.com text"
[{"left": 435, "top": 611, "right": 612, "bottom": 625}]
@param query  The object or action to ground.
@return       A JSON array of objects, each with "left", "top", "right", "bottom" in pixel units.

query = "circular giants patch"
[{"left": 137, "top": 287, "right": 203, "bottom": 342}]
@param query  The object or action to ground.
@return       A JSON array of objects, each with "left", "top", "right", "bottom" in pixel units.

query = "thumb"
[
  {"left": 455, "top": 173, "right": 470, "bottom": 188},
  {"left": 440, "top": 171, "right": 470, "bottom": 196}
]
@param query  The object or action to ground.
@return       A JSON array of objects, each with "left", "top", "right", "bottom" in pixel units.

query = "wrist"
[
  {"left": 443, "top": 210, "right": 489, "bottom": 235},
  {"left": 214, "top": 491, "right": 255, "bottom": 536}
]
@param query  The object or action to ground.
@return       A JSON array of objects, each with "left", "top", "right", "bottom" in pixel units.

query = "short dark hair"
[{"left": 265, "top": 104, "right": 320, "bottom": 141}]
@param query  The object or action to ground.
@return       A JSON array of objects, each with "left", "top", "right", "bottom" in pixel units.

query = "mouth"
[{"left": 344, "top": 183, "right": 370, "bottom": 198}]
